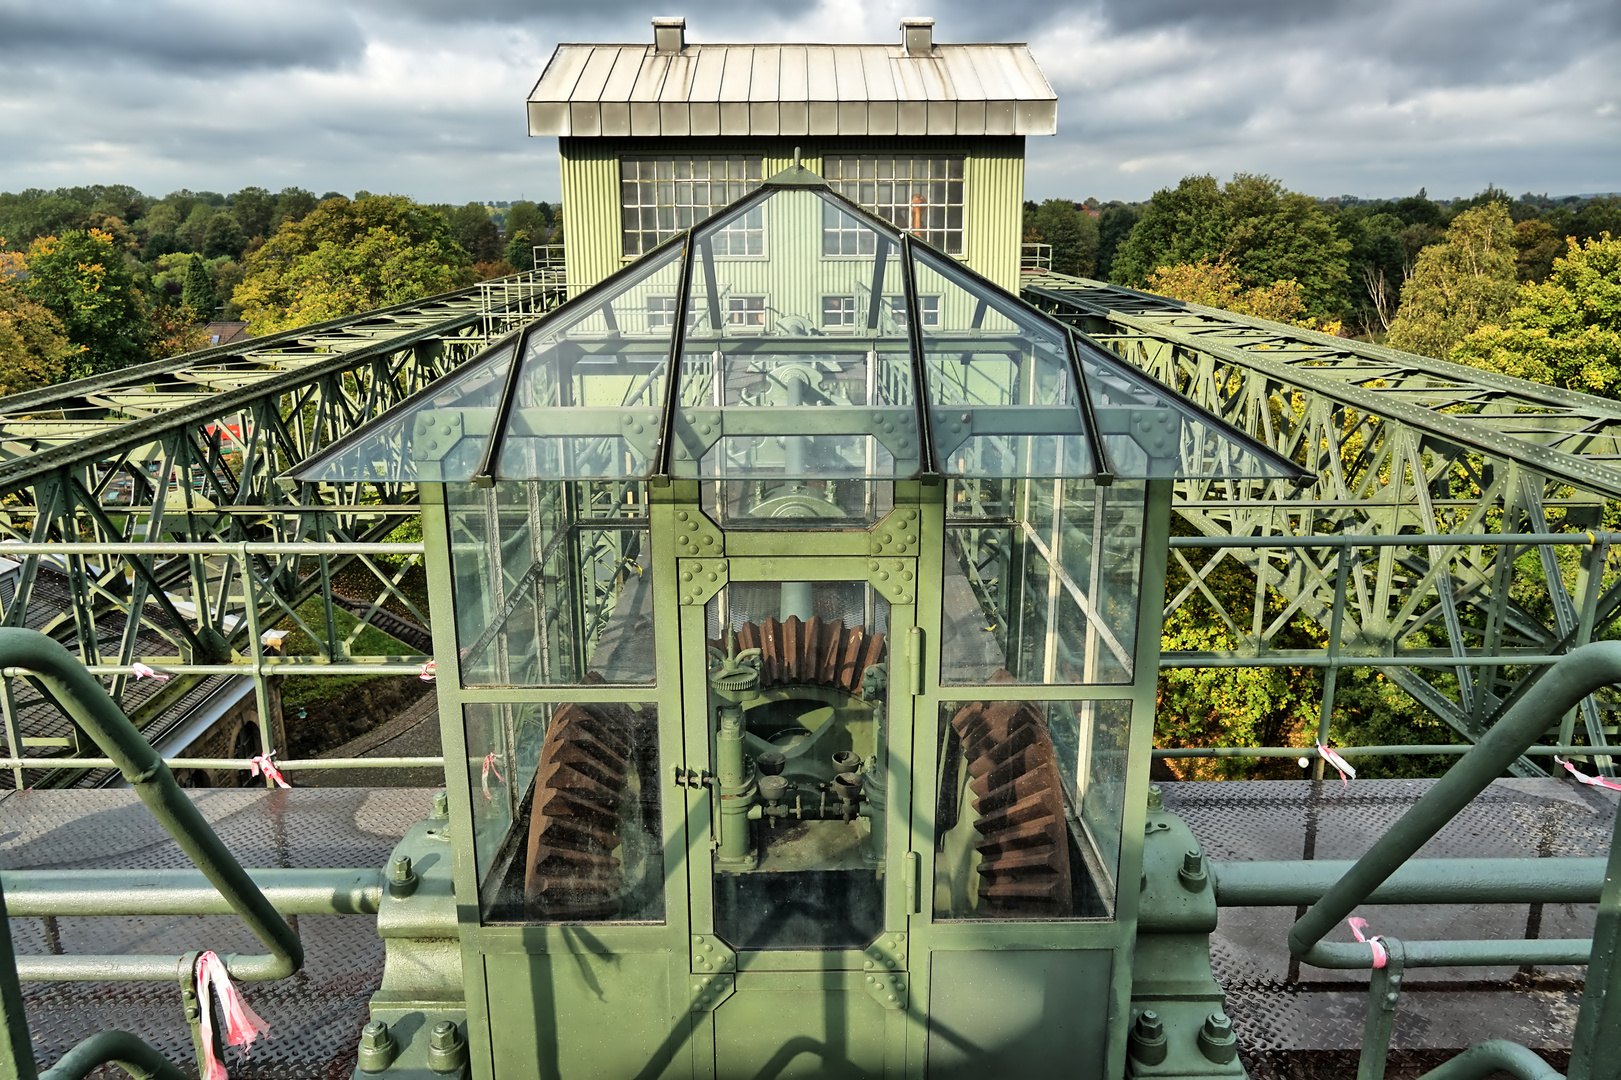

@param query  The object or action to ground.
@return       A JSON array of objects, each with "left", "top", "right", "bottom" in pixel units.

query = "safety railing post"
[
  {"left": 1357, "top": 936, "right": 1405, "bottom": 1080},
  {"left": 238, "top": 547, "right": 276, "bottom": 787}
]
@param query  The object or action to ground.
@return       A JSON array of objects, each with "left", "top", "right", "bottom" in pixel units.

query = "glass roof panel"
[
  {"left": 911, "top": 245, "right": 1096, "bottom": 478},
  {"left": 289, "top": 341, "right": 516, "bottom": 483},
  {"left": 1074, "top": 334, "right": 1307, "bottom": 481},
  {"left": 493, "top": 242, "right": 685, "bottom": 479},
  {"left": 670, "top": 188, "right": 922, "bottom": 479}
]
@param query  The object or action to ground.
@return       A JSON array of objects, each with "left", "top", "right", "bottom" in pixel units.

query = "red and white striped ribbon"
[
  {"left": 481, "top": 752, "right": 504, "bottom": 801},
  {"left": 1348, "top": 916, "right": 1388, "bottom": 969},
  {"left": 1554, "top": 755, "right": 1621, "bottom": 792},
  {"left": 1317, "top": 744, "right": 1357, "bottom": 788},
  {"left": 131, "top": 662, "right": 170, "bottom": 681},
  {"left": 419, "top": 660, "right": 436, "bottom": 682},
  {"left": 249, "top": 752, "right": 291, "bottom": 789},
  {"left": 194, "top": 950, "right": 269, "bottom": 1080}
]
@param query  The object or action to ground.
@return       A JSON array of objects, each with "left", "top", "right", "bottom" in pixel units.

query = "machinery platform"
[{"left": 0, "top": 779, "right": 1611, "bottom": 1076}]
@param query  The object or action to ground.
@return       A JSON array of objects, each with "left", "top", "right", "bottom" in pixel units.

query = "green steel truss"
[
  {"left": 1026, "top": 273, "right": 1621, "bottom": 773},
  {"left": 0, "top": 275, "right": 563, "bottom": 780}
]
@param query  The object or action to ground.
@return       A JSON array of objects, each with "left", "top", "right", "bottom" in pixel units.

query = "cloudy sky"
[{"left": 1, "top": 0, "right": 1617, "bottom": 205}]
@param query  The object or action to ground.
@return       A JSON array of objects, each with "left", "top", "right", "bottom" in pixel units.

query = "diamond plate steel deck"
[
  {"left": 1163, "top": 778, "right": 1617, "bottom": 1054},
  {"left": 1, "top": 787, "right": 437, "bottom": 1079}
]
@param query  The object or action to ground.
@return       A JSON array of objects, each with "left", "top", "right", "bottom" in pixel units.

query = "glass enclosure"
[
  {"left": 466, "top": 700, "right": 664, "bottom": 923},
  {"left": 704, "top": 580, "right": 891, "bottom": 950},
  {"left": 934, "top": 699, "right": 1131, "bottom": 919},
  {"left": 943, "top": 478, "right": 1145, "bottom": 685},
  {"left": 448, "top": 480, "right": 653, "bottom": 686}
]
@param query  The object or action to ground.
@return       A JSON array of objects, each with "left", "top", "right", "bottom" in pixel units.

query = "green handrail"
[
  {"left": 0, "top": 628, "right": 302, "bottom": 982},
  {"left": 1288, "top": 639, "right": 1621, "bottom": 970}
]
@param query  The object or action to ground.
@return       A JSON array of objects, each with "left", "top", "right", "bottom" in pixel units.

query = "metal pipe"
[
  {"left": 1213, "top": 857, "right": 1607, "bottom": 907},
  {"left": 1153, "top": 744, "right": 1596, "bottom": 760},
  {"left": 1413, "top": 1041, "right": 1563, "bottom": 1080},
  {"left": 0, "top": 628, "right": 302, "bottom": 982},
  {"left": 0, "top": 756, "right": 445, "bottom": 771},
  {"left": 0, "top": 868, "right": 384, "bottom": 917},
  {"left": 35, "top": 1031, "right": 190, "bottom": 1080},
  {"left": 0, "top": 542, "right": 423, "bottom": 556},
  {"left": 1170, "top": 533, "right": 1599, "bottom": 549},
  {"left": 3, "top": 662, "right": 431, "bottom": 677},
  {"left": 1289, "top": 639, "right": 1621, "bottom": 970}
]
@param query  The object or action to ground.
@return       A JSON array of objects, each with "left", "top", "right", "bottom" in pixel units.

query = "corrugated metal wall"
[{"left": 556, "top": 137, "right": 1025, "bottom": 293}]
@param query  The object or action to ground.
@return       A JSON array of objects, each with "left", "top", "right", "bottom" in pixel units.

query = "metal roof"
[{"left": 527, "top": 39, "right": 1057, "bottom": 139}]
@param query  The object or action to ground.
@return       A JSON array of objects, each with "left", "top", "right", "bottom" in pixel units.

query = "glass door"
[{"left": 677, "top": 555, "right": 915, "bottom": 1078}]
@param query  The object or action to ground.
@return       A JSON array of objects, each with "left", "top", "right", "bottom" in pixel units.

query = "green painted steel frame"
[{"left": 419, "top": 473, "right": 1173, "bottom": 1079}]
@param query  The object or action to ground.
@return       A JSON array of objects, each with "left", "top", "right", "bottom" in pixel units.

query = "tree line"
[{"left": 0, "top": 184, "right": 562, "bottom": 388}]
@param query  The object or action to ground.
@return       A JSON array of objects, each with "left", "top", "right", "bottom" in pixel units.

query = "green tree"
[
  {"left": 202, "top": 213, "right": 247, "bottom": 260},
  {"left": 1451, "top": 234, "right": 1621, "bottom": 395},
  {"left": 1145, "top": 258, "right": 1310, "bottom": 325},
  {"left": 177, "top": 204, "right": 214, "bottom": 252},
  {"left": 1386, "top": 203, "right": 1518, "bottom": 360},
  {"left": 1028, "top": 199, "right": 1099, "bottom": 277},
  {"left": 271, "top": 188, "right": 319, "bottom": 231},
  {"left": 229, "top": 186, "right": 276, "bottom": 240},
  {"left": 21, "top": 228, "right": 150, "bottom": 375},
  {"left": 505, "top": 231, "right": 535, "bottom": 271},
  {"left": 1112, "top": 173, "right": 1349, "bottom": 317},
  {"left": 1096, "top": 203, "right": 1141, "bottom": 281},
  {"left": 447, "top": 202, "right": 502, "bottom": 263},
  {"left": 0, "top": 287, "right": 75, "bottom": 395},
  {"left": 234, "top": 195, "right": 473, "bottom": 333},
  {"left": 181, "top": 255, "right": 217, "bottom": 318}
]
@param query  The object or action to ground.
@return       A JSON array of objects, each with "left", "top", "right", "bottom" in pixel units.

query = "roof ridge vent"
[
  {"left": 901, "top": 17, "right": 934, "bottom": 55},
  {"left": 652, "top": 16, "right": 685, "bottom": 55}
]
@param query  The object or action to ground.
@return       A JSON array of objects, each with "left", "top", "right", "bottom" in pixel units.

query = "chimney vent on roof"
[
  {"left": 652, "top": 17, "right": 685, "bottom": 55},
  {"left": 901, "top": 17, "right": 934, "bottom": 55}
]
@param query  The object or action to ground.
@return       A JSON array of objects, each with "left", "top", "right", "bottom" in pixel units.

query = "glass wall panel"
[
  {"left": 466, "top": 701, "right": 664, "bottom": 924},
  {"left": 934, "top": 699, "right": 1130, "bottom": 920},
  {"left": 672, "top": 188, "right": 921, "bottom": 480},
  {"left": 290, "top": 343, "right": 515, "bottom": 483},
  {"left": 494, "top": 244, "right": 684, "bottom": 480},
  {"left": 703, "top": 580, "right": 891, "bottom": 950},
  {"left": 448, "top": 480, "right": 654, "bottom": 686},
  {"left": 942, "top": 479, "right": 1144, "bottom": 685},
  {"left": 912, "top": 247, "right": 1094, "bottom": 478}
]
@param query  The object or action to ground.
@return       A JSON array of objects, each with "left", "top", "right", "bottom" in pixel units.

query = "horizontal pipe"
[
  {"left": 1153, "top": 744, "right": 1599, "bottom": 760},
  {"left": 1414, "top": 1041, "right": 1563, "bottom": 1080},
  {"left": 0, "top": 757, "right": 445, "bottom": 771},
  {"left": 0, "top": 542, "right": 423, "bottom": 556},
  {"left": 4, "top": 661, "right": 431, "bottom": 678},
  {"left": 1161, "top": 654, "right": 1564, "bottom": 669},
  {"left": 1212, "top": 858, "right": 1607, "bottom": 906},
  {"left": 0, "top": 868, "right": 385, "bottom": 916},
  {"left": 1169, "top": 533, "right": 1600, "bottom": 549},
  {"left": 1400, "top": 938, "right": 1591, "bottom": 968}
]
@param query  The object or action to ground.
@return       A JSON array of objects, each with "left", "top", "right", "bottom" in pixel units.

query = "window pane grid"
[
  {"left": 825, "top": 155, "right": 966, "bottom": 255},
  {"left": 621, "top": 155, "right": 765, "bottom": 256}
]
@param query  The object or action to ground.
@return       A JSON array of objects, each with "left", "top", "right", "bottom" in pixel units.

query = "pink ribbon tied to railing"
[
  {"left": 1317, "top": 743, "right": 1357, "bottom": 788},
  {"left": 481, "top": 752, "right": 504, "bottom": 802},
  {"left": 1554, "top": 755, "right": 1621, "bottom": 792},
  {"left": 419, "top": 660, "right": 436, "bottom": 682},
  {"left": 249, "top": 752, "right": 291, "bottom": 789},
  {"left": 194, "top": 950, "right": 269, "bottom": 1080},
  {"left": 1347, "top": 916, "right": 1388, "bottom": 969},
  {"left": 131, "top": 662, "right": 170, "bottom": 682}
]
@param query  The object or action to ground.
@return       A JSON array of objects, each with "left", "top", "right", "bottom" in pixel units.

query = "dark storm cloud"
[{"left": 0, "top": 0, "right": 366, "bottom": 72}]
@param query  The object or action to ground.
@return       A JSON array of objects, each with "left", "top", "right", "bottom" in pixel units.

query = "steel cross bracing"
[
  {"left": 0, "top": 274, "right": 564, "bottom": 784},
  {"left": 1026, "top": 273, "right": 1621, "bottom": 775}
]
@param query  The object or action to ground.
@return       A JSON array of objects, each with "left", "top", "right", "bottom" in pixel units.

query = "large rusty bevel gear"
[
  {"left": 949, "top": 699, "right": 1073, "bottom": 917},
  {"left": 524, "top": 702, "right": 640, "bottom": 919},
  {"left": 710, "top": 616, "right": 887, "bottom": 693}
]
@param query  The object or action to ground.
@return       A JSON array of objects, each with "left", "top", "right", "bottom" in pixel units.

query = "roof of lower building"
[{"left": 527, "top": 18, "right": 1057, "bottom": 139}]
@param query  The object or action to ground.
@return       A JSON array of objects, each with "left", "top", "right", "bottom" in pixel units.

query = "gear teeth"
[
  {"left": 709, "top": 620, "right": 887, "bottom": 694},
  {"left": 525, "top": 703, "right": 644, "bottom": 920},
  {"left": 948, "top": 695, "right": 1073, "bottom": 918}
]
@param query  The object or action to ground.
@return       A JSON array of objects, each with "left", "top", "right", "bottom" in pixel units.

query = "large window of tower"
[
  {"left": 620, "top": 155, "right": 765, "bottom": 256},
  {"left": 824, "top": 155, "right": 966, "bottom": 255}
]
